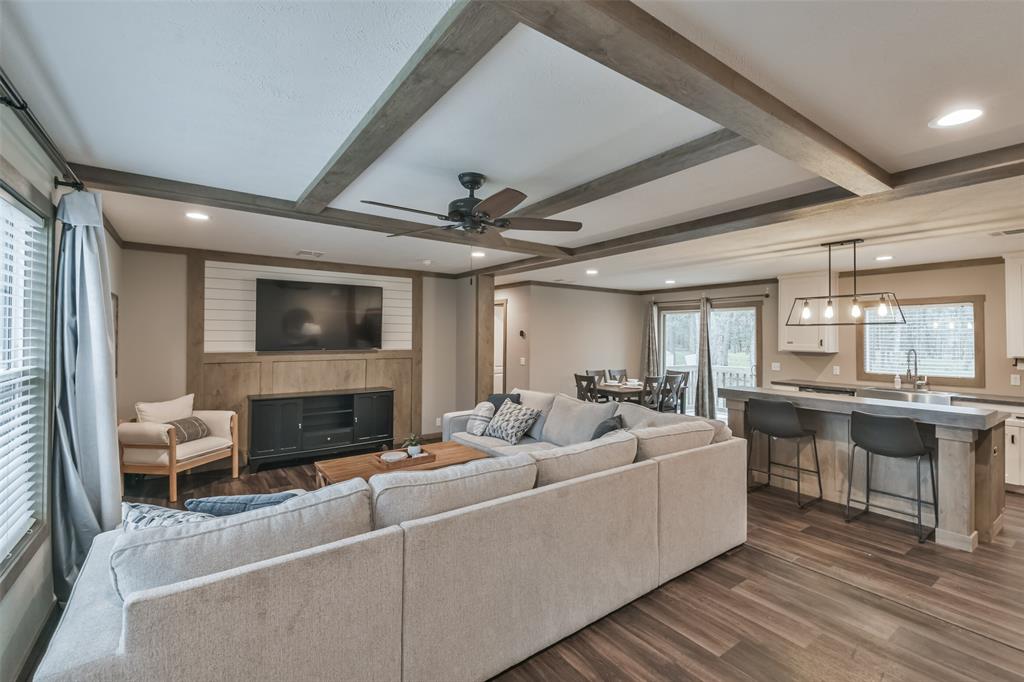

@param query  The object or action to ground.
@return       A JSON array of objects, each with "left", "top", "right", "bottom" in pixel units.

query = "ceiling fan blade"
[
  {"left": 386, "top": 224, "right": 449, "bottom": 238},
  {"left": 361, "top": 200, "right": 450, "bottom": 221},
  {"left": 472, "top": 188, "right": 527, "bottom": 219},
  {"left": 498, "top": 217, "right": 583, "bottom": 232}
]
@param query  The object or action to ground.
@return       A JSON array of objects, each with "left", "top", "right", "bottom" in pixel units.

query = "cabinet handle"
[
  {"left": 355, "top": 417, "right": 359, "bottom": 423},
  {"left": 298, "top": 423, "right": 302, "bottom": 430},
  {"left": 1013, "top": 434, "right": 1017, "bottom": 445},
  {"left": 819, "top": 339, "right": 823, "bottom": 347}
]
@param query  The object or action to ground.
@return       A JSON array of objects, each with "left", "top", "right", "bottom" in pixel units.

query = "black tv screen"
[{"left": 255, "top": 279, "right": 383, "bottom": 351}]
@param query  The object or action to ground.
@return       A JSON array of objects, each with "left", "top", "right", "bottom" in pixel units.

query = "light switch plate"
[
  {"left": 435, "top": 417, "right": 442, "bottom": 427},
  {"left": 519, "top": 357, "right": 526, "bottom": 366},
  {"left": 771, "top": 362, "right": 781, "bottom": 371},
  {"left": 1012, "top": 375, "right": 1022, "bottom": 387},
  {"left": 833, "top": 366, "right": 841, "bottom": 376}
]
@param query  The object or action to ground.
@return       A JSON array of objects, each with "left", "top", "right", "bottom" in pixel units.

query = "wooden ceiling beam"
[
  {"left": 510, "top": 129, "right": 753, "bottom": 218},
  {"left": 70, "top": 164, "right": 569, "bottom": 259},
  {"left": 497, "top": 0, "right": 892, "bottom": 196},
  {"left": 293, "top": 0, "right": 519, "bottom": 214}
]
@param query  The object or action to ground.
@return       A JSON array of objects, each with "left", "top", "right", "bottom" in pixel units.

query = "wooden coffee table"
[{"left": 313, "top": 441, "right": 488, "bottom": 488}]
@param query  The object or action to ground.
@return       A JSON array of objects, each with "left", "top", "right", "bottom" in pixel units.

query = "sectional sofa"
[{"left": 36, "top": 391, "right": 746, "bottom": 682}]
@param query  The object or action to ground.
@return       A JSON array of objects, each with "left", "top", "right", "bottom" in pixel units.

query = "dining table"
[{"left": 595, "top": 382, "right": 643, "bottom": 401}]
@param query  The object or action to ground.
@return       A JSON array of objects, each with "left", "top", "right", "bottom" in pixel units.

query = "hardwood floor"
[{"left": 124, "top": 468, "right": 1024, "bottom": 682}]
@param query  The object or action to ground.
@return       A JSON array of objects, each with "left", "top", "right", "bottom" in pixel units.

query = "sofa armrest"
[
  {"left": 117, "top": 421, "right": 172, "bottom": 446},
  {"left": 193, "top": 410, "right": 236, "bottom": 441},
  {"left": 442, "top": 410, "right": 475, "bottom": 441}
]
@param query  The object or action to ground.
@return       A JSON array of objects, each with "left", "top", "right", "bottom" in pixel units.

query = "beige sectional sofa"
[{"left": 36, "top": 391, "right": 746, "bottom": 682}]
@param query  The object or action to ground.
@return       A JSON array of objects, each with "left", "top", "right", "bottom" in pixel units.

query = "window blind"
[
  {"left": 863, "top": 302, "right": 976, "bottom": 378},
  {"left": 0, "top": 192, "right": 49, "bottom": 567}
]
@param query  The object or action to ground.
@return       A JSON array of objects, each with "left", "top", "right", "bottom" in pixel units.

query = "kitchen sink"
[{"left": 855, "top": 387, "right": 956, "bottom": 405}]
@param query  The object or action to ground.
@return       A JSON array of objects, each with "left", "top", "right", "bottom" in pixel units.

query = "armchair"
[{"left": 118, "top": 405, "right": 238, "bottom": 503}]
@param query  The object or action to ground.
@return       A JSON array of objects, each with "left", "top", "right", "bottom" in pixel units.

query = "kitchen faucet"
[{"left": 906, "top": 349, "right": 928, "bottom": 389}]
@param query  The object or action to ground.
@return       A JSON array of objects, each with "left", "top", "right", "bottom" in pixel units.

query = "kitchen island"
[{"left": 720, "top": 386, "right": 1009, "bottom": 552}]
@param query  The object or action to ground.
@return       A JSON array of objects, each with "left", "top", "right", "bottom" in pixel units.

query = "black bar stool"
[
  {"left": 746, "top": 398, "right": 823, "bottom": 508},
  {"left": 846, "top": 411, "right": 937, "bottom": 543}
]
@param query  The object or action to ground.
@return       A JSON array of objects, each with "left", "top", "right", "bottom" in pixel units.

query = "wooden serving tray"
[{"left": 373, "top": 451, "right": 436, "bottom": 470}]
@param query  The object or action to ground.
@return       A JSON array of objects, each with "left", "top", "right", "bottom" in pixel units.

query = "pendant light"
[{"left": 784, "top": 238, "right": 906, "bottom": 327}]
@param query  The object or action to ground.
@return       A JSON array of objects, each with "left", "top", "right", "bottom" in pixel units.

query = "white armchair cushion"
[
  {"left": 192, "top": 410, "right": 234, "bottom": 440},
  {"left": 135, "top": 394, "right": 194, "bottom": 424},
  {"left": 118, "top": 421, "right": 172, "bottom": 446},
  {"left": 122, "top": 436, "right": 233, "bottom": 467}
]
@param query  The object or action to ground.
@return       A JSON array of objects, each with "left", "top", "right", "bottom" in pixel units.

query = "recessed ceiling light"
[
  {"left": 875, "top": 255, "right": 894, "bottom": 262},
  {"left": 928, "top": 108, "right": 983, "bottom": 128},
  {"left": 471, "top": 251, "right": 486, "bottom": 258},
  {"left": 422, "top": 259, "right": 432, "bottom": 266},
  {"left": 185, "top": 211, "right": 209, "bottom": 221},
  {"left": 665, "top": 279, "right": 676, "bottom": 285},
  {"left": 585, "top": 269, "right": 598, "bottom": 276}
]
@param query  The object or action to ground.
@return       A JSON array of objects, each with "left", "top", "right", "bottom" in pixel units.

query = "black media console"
[{"left": 247, "top": 387, "right": 394, "bottom": 471}]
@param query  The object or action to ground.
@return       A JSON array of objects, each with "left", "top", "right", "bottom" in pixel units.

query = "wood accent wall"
[{"left": 185, "top": 253, "right": 422, "bottom": 463}]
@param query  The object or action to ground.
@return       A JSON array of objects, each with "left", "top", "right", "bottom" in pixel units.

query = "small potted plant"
[{"left": 403, "top": 433, "right": 422, "bottom": 457}]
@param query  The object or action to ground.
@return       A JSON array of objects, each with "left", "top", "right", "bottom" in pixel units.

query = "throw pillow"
[
  {"left": 486, "top": 392, "right": 522, "bottom": 411},
  {"left": 166, "top": 416, "right": 210, "bottom": 443},
  {"left": 122, "top": 502, "right": 214, "bottom": 531},
  {"left": 135, "top": 393, "right": 194, "bottom": 424},
  {"left": 466, "top": 401, "right": 496, "bottom": 436},
  {"left": 591, "top": 414, "right": 624, "bottom": 440},
  {"left": 184, "top": 489, "right": 305, "bottom": 516},
  {"left": 484, "top": 399, "right": 540, "bottom": 444}
]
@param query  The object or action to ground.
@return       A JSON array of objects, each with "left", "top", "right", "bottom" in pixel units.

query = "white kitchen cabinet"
[
  {"left": 1006, "top": 254, "right": 1024, "bottom": 359},
  {"left": 777, "top": 272, "right": 838, "bottom": 353},
  {"left": 1007, "top": 420, "right": 1023, "bottom": 486}
]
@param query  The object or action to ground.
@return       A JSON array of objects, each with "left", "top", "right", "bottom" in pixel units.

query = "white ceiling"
[
  {"left": 1, "top": 0, "right": 456, "bottom": 198},
  {"left": 636, "top": 0, "right": 1024, "bottom": 172},
  {"left": 3, "top": 1, "right": 1023, "bottom": 284},
  {"left": 500, "top": 175, "right": 1024, "bottom": 290}
]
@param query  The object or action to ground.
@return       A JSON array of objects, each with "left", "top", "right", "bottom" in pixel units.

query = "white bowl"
[{"left": 380, "top": 451, "right": 408, "bottom": 463}]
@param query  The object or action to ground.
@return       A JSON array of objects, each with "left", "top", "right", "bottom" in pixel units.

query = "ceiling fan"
[{"left": 362, "top": 172, "right": 583, "bottom": 238}]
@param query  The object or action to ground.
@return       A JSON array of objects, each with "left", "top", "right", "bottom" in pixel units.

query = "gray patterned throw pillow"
[
  {"left": 466, "top": 401, "right": 496, "bottom": 436},
  {"left": 484, "top": 399, "right": 540, "bottom": 444},
  {"left": 166, "top": 416, "right": 210, "bottom": 443},
  {"left": 122, "top": 502, "right": 214, "bottom": 531}
]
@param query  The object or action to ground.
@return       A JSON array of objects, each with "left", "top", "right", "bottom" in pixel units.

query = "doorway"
[{"left": 494, "top": 301, "right": 507, "bottom": 393}]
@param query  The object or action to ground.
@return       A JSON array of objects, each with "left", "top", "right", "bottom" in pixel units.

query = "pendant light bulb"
[
  {"left": 877, "top": 296, "right": 889, "bottom": 317},
  {"left": 801, "top": 300, "right": 812, "bottom": 320},
  {"left": 824, "top": 299, "right": 834, "bottom": 319},
  {"left": 850, "top": 297, "right": 862, "bottom": 319}
]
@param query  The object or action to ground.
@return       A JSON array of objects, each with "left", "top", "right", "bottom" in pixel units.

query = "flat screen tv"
[{"left": 255, "top": 278, "right": 383, "bottom": 351}]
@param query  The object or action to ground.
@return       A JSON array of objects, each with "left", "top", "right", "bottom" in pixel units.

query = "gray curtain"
[
  {"left": 51, "top": 191, "right": 120, "bottom": 601},
  {"left": 639, "top": 302, "right": 660, "bottom": 378},
  {"left": 694, "top": 297, "right": 716, "bottom": 418}
]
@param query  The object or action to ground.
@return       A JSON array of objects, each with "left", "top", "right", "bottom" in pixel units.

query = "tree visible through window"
[{"left": 862, "top": 300, "right": 979, "bottom": 380}]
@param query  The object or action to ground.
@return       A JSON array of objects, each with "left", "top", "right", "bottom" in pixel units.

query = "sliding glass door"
[{"left": 661, "top": 304, "right": 759, "bottom": 416}]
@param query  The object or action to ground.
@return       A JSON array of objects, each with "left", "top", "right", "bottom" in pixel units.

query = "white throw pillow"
[
  {"left": 108, "top": 477, "right": 372, "bottom": 600},
  {"left": 632, "top": 421, "right": 715, "bottom": 460},
  {"left": 136, "top": 394, "right": 194, "bottom": 424},
  {"left": 466, "top": 401, "right": 495, "bottom": 436},
  {"left": 484, "top": 399, "right": 540, "bottom": 444}
]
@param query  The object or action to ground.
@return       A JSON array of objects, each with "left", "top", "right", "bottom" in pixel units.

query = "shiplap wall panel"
[{"left": 204, "top": 261, "right": 413, "bottom": 353}]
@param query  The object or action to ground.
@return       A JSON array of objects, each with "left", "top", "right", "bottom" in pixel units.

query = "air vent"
[
  {"left": 992, "top": 228, "right": 1024, "bottom": 237},
  {"left": 296, "top": 249, "right": 324, "bottom": 258}
]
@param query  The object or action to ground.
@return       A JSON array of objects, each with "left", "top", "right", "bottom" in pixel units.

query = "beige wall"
[
  {"left": 115, "top": 251, "right": 188, "bottom": 418},
  {"left": 422, "top": 276, "right": 457, "bottom": 434},
  {"left": 650, "top": 262, "right": 1022, "bottom": 398},
  {"left": 454, "top": 276, "right": 478, "bottom": 409}
]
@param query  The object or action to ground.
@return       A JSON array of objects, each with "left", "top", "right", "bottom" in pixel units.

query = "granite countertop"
[
  {"left": 770, "top": 378, "right": 1024, "bottom": 408},
  {"left": 721, "top": 386, "right": 1009, "bottom": 431}
]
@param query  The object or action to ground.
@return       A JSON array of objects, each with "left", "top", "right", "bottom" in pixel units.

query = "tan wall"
[
  {"left": 650, "top": 262, "right": 1022, "bottom": 398},
  {"left": 116, "top": 250, "right": 188, "bottom": 418},
  {"left": 422, "top": 276, "right": 458, "bottom": 434},
  {"left": 494, "top": 285, "right": 531, "bottom": 392}
]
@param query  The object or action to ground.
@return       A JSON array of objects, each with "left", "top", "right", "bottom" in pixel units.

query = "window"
[
  {"left": 0, "top": 189, "right": 50, "bottom": 572},
  {"left": 858, "top": 296, "right": 984, "bottom": 387}
]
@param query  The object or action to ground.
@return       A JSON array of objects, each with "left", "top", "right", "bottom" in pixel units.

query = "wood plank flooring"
[{"left": 123, "top": 467, "right": 1024, "bottom": 682}]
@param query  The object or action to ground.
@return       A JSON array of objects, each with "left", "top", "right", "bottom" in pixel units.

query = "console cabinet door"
[
  {"left": 277, "top": 399, "right": 303, "bottom": 453},
  {"left": 250, "top": 399, "right": 302, "bottom": 456},
  {"left": 354, "top": 393, "right": 394, "bottom": 442}
]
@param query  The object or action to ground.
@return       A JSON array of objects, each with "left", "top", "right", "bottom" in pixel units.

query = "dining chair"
[
  {"left": 574, "top": 373, "right": 600, "bottom": 402},
  {"left": 659, "top": 373, "right": 685, "bottom": 413},
  {"left": 607, "top": 369, "right": 628, "bottom": 382},
  {"left": 665, "top": 370, "right": 691, "bottom": 413},
  {"left": 585, "top": 369, "right": 608, "bottom": 382},
  {"left": 639, "top": 376, "right": 663, "bottom": 410}
]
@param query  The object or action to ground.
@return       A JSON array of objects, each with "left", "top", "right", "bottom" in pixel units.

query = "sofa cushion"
[
  {"left": 452, "top": 432, "right": 540, "bottom": 457},
  {"left": 486, "top": 392, "right": 521, "bottom": 411},
  {"left": 632, "top": 421, "right": 715, "bottom": 460},
  {"left": 530, "top": 430, "right": 638, "bottom": 486},
  {"left": 614, "top": 401, "right": 732, "bottom": 443},
  {"left": 369, "top": 454, "right": 537, "bottom": 529},
  {"left": 511, "top": 388, "right": 556, "bottom": 440},
  {"left": 121, "top": 502, "right": 213, "bottom": 530},
  {"left": 466, "top": 401, "right": 496, "bottom": 436},
  {"left": 184, "top": 489, "right": 305, "bottom": 516},
  {"left": 135, "top": 393, "right": 194, "bottom": 424},
  {"left": 542, "top": 393, "right": 617, "bottom": 446},
  {"left": 108, "top": 478, "right": 371, "bottom": 600},
  {"left": 484, "top": 400, "right": 540, "bottom": 444},
  {"left": 121, "top": 435, "right": 233, "bottom": 466},
  {"left": 493, "top": 441, "right": 558, "bottom": 457}
]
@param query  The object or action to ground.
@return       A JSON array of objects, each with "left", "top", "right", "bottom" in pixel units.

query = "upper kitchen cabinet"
[
  {"left": 1007, "top": 254, "right": 1024, "bottom": 359},
  {"left": 778, "top": 272, "right": 839, "bottom": 353}
]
